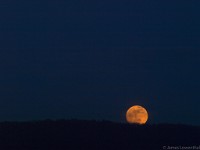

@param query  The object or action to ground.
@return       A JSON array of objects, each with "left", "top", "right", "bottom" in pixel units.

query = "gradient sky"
[{"left": 0, "top": 1, "right": 200, "bottom": 125}]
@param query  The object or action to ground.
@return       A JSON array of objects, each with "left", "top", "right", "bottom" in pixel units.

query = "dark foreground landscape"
[{"left": 0, "top": 120, "right": 199, "bottom": 150}]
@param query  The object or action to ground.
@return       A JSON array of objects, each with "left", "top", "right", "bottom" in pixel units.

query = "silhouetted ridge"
[{"left": 0, "top": 120, "right": 199, "bottom": 150}]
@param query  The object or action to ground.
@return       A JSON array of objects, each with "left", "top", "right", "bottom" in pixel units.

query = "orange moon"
[{"left": 126, "top": 105, "right": 148, "bottom": 124}]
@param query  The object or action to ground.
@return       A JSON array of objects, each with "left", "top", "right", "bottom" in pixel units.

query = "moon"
[{"left": 126, "top": 105, "right": 148, "bottom": 124}]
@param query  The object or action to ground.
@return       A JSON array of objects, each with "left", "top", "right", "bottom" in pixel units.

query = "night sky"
[{"left": 0, "top": 1, "right": 200, "bottom": 125}]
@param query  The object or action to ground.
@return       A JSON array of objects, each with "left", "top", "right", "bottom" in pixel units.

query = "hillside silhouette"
[{"left": 0, "top": 120, "right": 199, "bottom": 150}]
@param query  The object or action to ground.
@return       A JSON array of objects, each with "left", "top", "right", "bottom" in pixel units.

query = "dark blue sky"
[{"left": 0, "top": 1, "right": 200, "bottom": 125}]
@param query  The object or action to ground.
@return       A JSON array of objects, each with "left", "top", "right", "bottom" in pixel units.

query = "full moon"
[{"left": 126, "top": 105, "right": 148, "bottom": 124}]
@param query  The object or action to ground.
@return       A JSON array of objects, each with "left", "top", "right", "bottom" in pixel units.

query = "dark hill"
[{"left": 0, "top": 120, "right": 199, "bottom": 150}]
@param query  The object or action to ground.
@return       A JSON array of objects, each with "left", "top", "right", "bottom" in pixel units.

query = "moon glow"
[{"left": 126, "top": 105, "right": 148, "bottom": 124}]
